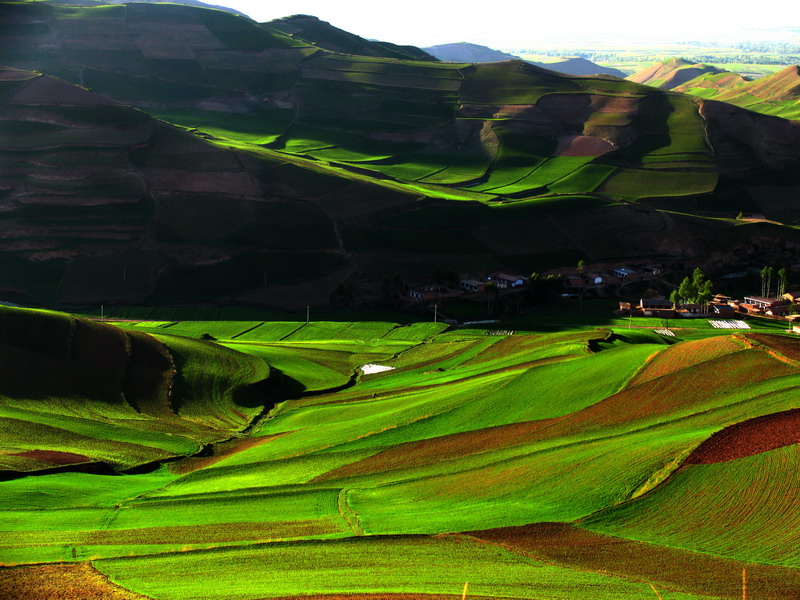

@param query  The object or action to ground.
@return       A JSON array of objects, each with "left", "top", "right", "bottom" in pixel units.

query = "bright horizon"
[{"left": 212, "top": 0, "right": 800, "bottom": 48}]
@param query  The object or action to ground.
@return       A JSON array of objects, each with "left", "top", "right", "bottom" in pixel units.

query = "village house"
[
  {"left": 613, "top": 267, "right": 638, "bottom": 280},
  {"left": 677, "top": 303, "right": 707, "bottom": 316},
  {"left": 408, "top": 287, "right": 440, "bottom": 303},
  {"left": 783, "top": 291, "right": 800, "bottom": 303},
  {"left": 639, "top": 298, "right": 674, "bottom": 317},
  {"left": 743, "top": 296, "right": 791, "bottom": 316},
  {"left": 639, "top": 298, "right": 672, "bottom": 310},
  {"left": 493, "top": 273, "right": 528, "bottom": 289},
  {"left": 460, "top": 279, "right": 485, "bottom": 293}
]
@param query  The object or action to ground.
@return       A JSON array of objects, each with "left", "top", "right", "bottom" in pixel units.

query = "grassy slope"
[
  {"left": 3, "top": 309, "right": 800, "bottom": 598},
  {"left": 0, "top": 307, "right": 274, "bottom": 472}
]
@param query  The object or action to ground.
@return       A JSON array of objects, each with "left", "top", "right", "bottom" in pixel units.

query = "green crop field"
[{"left": 2, "top": 304, "right": 800, "bottom": 598}]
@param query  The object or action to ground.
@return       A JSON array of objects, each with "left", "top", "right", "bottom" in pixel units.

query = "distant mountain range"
[
  {"left": 424, "top": 43, "right": 626, "bottom": 77},
  {"left": 423, "top": 42, "right": 519, "bottom": 63},
  {"left": 2, "top": 1, "right": 800, "bottom": 308}
]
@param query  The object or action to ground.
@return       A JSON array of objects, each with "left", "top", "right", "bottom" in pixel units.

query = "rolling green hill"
[
  {"left": 263, "top": 14, "right": 436, "bottom": 61},
  {"left": 2, "top": 307, "right": 800, "bottom": 598},
  {"left": 627, "top": 58, "right": 727, "bottom": 90}
]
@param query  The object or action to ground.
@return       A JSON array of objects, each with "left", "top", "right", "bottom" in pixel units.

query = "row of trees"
[
  {"left": 760, "top": 266, "right": 788, "bottom": 298},
  {"left": 670, "top": 267, "right": 713, "bottom": 307}
]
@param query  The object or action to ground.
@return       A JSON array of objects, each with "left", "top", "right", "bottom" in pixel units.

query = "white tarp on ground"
[
  {"left": 709, "top": 320, "right": 750, "bottom": 329},
  {"left": 360, "top": 364, "right": 396, "bottom": 374}
]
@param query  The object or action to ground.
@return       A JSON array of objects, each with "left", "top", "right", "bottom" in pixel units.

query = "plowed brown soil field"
[
  {"left": 687, "top": 408, "right": 800, "bottom": 464},
  {"left": 0, "top": 563, "right": 149, "bottom": 600}
]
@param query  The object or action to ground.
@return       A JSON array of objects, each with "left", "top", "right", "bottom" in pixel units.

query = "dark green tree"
[
  {"left": 669, "top": 289, "right": 680, "bottom": 308},
  {"left": 778, "top": 268, "right": 788, "bottom": 298}
]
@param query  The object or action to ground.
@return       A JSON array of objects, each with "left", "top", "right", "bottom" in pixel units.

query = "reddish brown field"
[
  {"left": 468, "top": 523, "right": 800, "bottom": 599},
  {"left": 555, "top": 135, "right": 615, "bottom": 157},
  {"left": 629, "top": 335, "right": 744, "bottom": 386},
  {"left": 0, "top": 563, "right": 149, "bottom": 600},
  {"left": 10, "top": 450, "right": 90, "bottom": 465},
  {"left": 590, "top": 94, "right": 640, "bottom": 113},
  {"left": 743, "top": 332, "right": 800, "bottom": 362},
  {"left": 86, "top": 518, "right": 340, "bottom": 545},
  {"left": 313, "top": 419, "right": 554, "bottom": 482},
  {"left": 687, "top": 408, "right": 800, "bottom": 464}
]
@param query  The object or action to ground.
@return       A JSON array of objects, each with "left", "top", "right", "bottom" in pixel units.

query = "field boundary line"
[{"left": 230, "top": 322, "right": 266, "bottom": 339}]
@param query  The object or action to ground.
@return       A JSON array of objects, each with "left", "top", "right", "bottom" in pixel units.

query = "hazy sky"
[{"left": 215, "top": 0, "right": 799, "bottom": 48}]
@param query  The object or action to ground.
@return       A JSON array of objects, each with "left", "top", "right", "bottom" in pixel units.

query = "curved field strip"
[
  {"left": 154, "top": 448, "right": 381, "bottom": 492},
  {"left": 416, "top": 159, "right": 493, "bottom": 186},
  {"left": 686, "top": 408, "right": 800, "bottom": 464},
  {"left": 471, "top": 523, "right": 800, "bottom": 600},
  {"left": 145, "top": 321, "right": 263, "bottom": 340},
  {"left": 536, "top": 348, "right": 797, "bottom": 439},
  {"left": 380, "top": 322, "right": 448, "bottom": 342},
  {"left": 327, "top": 342, "right": 659, "bottom": 455},
  {"left": 599, "top": 168, "right": 718, "bottom": 199},
  {"left": 345, "top": 423, "right": 702, "bottom": 533},
  {"left": 103, "top": 487, "right": 346, "bottom": 536},
  {"left": 546, "top": 163, "right": 617, "bottom": 194},
  {"left": 629, "top": 334, "right": 744, "bottom": 385},
  {"left": 488, "top": 156, "right": 596, "bottom": 195},
  {"left": 583, "top": 444, "right": 800, "bottom": 567},
  {"left": 94, "top": 535, "right": 705, "bottom": 600},
  {"left": 220, "top": 343, "right": 351, "bottom": 393},
  {"left": 743, "top": 332, "right": 800, "bottom": 362}
]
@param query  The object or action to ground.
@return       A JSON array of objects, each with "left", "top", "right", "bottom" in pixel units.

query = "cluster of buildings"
[
  {"left": 564, "top": 265, "right": 663, "bottom": 289},
  {"left": 407, "top": 272, "right": 529, "bottom": 303},
  {"left": 619, "top": 294, "right": 735, "bottom": 319},
  {"left": 620, "top": 293, "right": 800, "bottom": 320}
]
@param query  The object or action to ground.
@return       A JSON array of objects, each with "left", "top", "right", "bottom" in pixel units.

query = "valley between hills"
[{"left": 2, "top": 1, "right": 800, "bottom": 599}]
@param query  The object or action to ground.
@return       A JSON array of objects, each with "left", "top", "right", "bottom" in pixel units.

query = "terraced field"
[{"left": 2, "top": 306, "right": 800, "bottom": 598}]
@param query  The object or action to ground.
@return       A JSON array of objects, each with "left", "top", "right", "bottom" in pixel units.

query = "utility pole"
[
  {"left": 434, "top": 303, "right": 438, "bottom": 323},
  {"left": 101, "top": 304, "right": 104, "bottom": 321},
  {"left": 306, "top": 305, "right": 310, "bottom": 325}
]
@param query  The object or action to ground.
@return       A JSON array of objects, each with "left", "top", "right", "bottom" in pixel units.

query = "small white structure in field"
[{"left": 360, "top": 364, "right": 395, "bottom": 374}]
